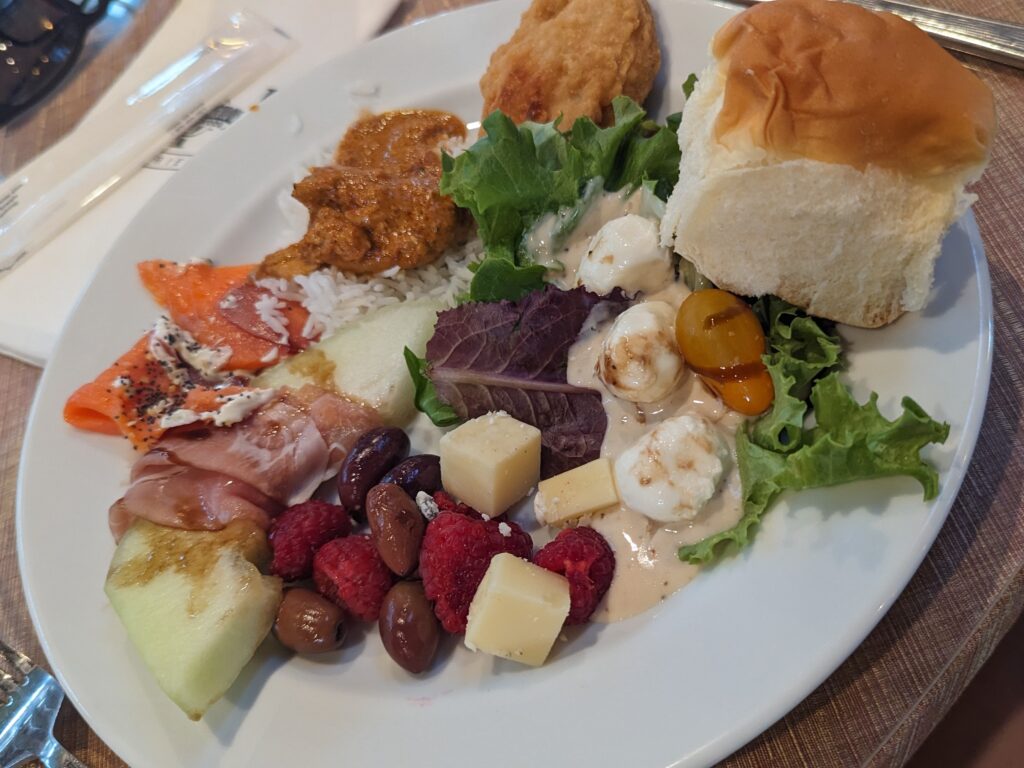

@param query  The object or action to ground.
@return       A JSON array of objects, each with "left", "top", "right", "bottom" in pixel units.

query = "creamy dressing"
[
  {"left": 566, "top": 281, "right": 746, "bottom": 622},
  {"left": 524, "top": 185, "right": 645, "bottom": 286}
]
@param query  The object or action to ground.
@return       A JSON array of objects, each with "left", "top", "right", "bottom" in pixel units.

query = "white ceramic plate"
[{"left": 17, "top": 1, "right": 992, "bottom": 766}]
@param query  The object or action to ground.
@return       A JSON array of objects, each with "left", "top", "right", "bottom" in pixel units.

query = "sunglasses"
[{"left": 0, "top": 0, "right": 111, "bottom": 126}]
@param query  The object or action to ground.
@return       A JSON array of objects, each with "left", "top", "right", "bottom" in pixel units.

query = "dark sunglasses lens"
[
  {"left": 0, "top": 21, "right": 81, "bottom": 108},
  {"left": 0, "top": 0, "right": 76, "bottom": 45},
  {"left": 0, "top": 0, "right": 109, "bottom": 124}
]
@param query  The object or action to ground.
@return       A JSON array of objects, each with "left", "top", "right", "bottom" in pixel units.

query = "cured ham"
[
  {"left": 218, "top": 281, "right": 311, "bottom": 350},
  {"left": 109, "top": 452, "right": 282, "bottom": 540},
  {"left": 110, "top": 386, "right": 379, "bottom": 538}
]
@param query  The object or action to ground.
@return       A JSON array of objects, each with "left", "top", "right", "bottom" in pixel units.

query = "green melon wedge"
[{"left": 105, "top": 519, "right": 282, "bottom": 720}]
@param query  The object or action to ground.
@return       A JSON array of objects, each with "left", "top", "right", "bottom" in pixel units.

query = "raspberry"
[
  {"left": 419, "top": 511, "right": 533, "bottom": 633},
  {"left": 432, "top": 490, "right": 482, "bottom": 518},
  {"left": 533, "top": 527, "right": 615, "bottom": 624},
  {"left": 313, "top": 536, "right": 394, "bottom": 621},
  {"left": 269, "top": 500, "right": 352, "bottom": 581}
]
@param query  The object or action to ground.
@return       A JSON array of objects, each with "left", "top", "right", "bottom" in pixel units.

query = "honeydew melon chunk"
[
  {"left": 256, "top": 299, "right": 443, "bottom": 425},
  {"left": 104, "top": 519, "right": 282, "bottom": 720}
]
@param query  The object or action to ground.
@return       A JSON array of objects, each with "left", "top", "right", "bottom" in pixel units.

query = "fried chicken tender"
[
  {"left": 480, "top": 0, "right": 661, "bottom": 127},
  {"left": 258, "top": 110, "right": 467, "bottom": 279}
]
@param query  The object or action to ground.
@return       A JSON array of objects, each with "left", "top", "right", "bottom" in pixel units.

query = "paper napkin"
[{"left": 0, "top": 0, "right": 401, "bottom": 366}]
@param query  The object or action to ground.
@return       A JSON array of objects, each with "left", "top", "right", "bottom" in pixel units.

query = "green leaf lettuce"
[
  {"left": 440, "top": 96, "right": 682, "bottom": 302},
  {"left": 679, "top": 301, "right": 949, "bottom": 565}
]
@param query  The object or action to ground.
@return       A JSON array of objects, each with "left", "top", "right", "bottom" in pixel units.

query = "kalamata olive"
[
  {"left": 337, "top": 427, "right": 410, "bottom": 516},
  {"left": 274, "top": 588, "right": 347, "bottom": 654},
  {"left": 379, "top": 582, "right": 440, "bottom": 674},
  {"left": 367, "top": 484, "right": 425, "bottom": 576},
  {"left": 380, "top": 454, "right": 442, "bottom": 499}
]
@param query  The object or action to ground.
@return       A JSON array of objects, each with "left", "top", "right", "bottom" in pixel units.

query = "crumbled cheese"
[
  {"left": 145, "top": 398, "right": 171, "bottom": 417},
  {"left": 149, "top": 315, "right": 233, "bottom": 385},
  {"left": 416, "top": 491, "right": 440, "bottom": 521},
  {"left": 111, "top": 375, "right": 130, "bottom": 389},
  {"left": 498, "top": 522, "right": 512, "bottom": 538},
  {"left": 160, "top": 408, "right": 201, "bottom": 430},
  {"left": 212, "top": 389, "right": 276, "bottom": 426},
  {"left": 219, "top": 293, "right": 239, "bottom": 310},
  {"left": 157, "top": 389, "right": 276, "bottom": 430}
]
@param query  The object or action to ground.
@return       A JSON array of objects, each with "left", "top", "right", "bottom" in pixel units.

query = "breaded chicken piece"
[{"left": 480, "top": 0, "right": 661, "bottom": 127}]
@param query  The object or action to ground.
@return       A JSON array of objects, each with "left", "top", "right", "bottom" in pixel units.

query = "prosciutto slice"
[
  {"left": 109, "top": 451, "right": 283, "bottom": 540},
  {"left": 110, "top": 386, "right": 379, "bottom": 538}
]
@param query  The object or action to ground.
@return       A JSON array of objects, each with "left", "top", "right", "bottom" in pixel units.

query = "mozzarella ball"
[
  {"left": 598, "top": 302, "right": 685, "bottom": 403},
  {"left": 576, "top": 214, "right": 674, "bottom": 296},
  {"left": 614, "top": 414, "right": 731, "bottom": 523}
]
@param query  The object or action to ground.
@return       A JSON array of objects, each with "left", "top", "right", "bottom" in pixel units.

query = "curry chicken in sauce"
[{"left": 258, "top": 110, "right": 468, "bottom": 278}]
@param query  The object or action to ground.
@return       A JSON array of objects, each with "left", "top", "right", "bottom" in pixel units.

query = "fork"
[{"left": 0, "top": 639, "right": 87, "bottom": 768}]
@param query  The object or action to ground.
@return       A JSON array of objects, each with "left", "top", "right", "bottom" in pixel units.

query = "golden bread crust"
[{"left": 711, "top": 0, "right": 994, "bottom": 178}]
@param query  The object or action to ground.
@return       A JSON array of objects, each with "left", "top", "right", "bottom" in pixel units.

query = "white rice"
[
  {"left": 258, "top": 135, "right": 480, "bottom": 342},
  {"left": 253, "top": 292, "right": 290, "bottom": 345},
  {"left": 257, "top": 245, "right": 478, "bottom": 341}
]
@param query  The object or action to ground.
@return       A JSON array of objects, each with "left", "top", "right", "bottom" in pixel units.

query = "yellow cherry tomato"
[{"left": 675, "top": 289, "right": 774, "bottom": 416}]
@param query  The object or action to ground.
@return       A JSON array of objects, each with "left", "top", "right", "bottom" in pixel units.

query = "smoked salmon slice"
[
  {"left": 137, "top": 260, "right": 286, "bottom": 370},
  {"left": 65, "top": 260, "right": 314, "bottom": 447},
  {"left": 63, "top": 336, "right": 253, "bottom": 449}
]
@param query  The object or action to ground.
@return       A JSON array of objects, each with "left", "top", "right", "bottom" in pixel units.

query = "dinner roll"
[{"left": 660, "top": 0, "right": 995, "bottom": 328}]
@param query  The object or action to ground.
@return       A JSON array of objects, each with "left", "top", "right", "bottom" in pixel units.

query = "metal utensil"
[
  {"left": 732, "top": 0, "right": 1024, "bottom": 71},
  {"left": 0, "top": 639, "right": 87, "bottom": 768}
]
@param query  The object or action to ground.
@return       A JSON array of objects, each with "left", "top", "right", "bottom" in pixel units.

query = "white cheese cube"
[
  {"left": 465, "top": 553, "right": 570, "bottom": 667},
  {"left": 534, "top": 457, "right": 619, "bottom": 526},
  {"left": 440, "top": 412, "right": 541, "bottom": 517}
]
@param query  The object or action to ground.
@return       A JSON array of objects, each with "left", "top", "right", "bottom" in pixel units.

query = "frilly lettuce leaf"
[
  {"left": 749, "top": 297, "right": 842, "bottom": 453},
  {"left": 679, "top": 301, "right": 949, "bottom": 565}
]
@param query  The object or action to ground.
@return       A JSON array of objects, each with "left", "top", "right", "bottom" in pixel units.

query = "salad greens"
[
  {"left": 430, "top": 92, "right": 949, "bottom": 565},
  {"left": 681, "top": 72, "right": 699, "bottom": 99},
  {"left": 678, "top": 300, "right": 950, "bottom": 564},
  {"left": 440, "top": 96, "right": 681, "bottom": 302},
  {"left": 409, "top": 287, "right": 626, "bottom": 477},
  {"left": 403, "top": 347, "right": 460, "bottom": 428}
]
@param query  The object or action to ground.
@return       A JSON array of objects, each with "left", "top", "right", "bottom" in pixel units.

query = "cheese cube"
[
  {"left": 440, "top": 412, "right": 541, "bottom": 517},
  {"left": 534, "top": 457, "right": 619, "bottom": 526},
  {"left": 465, "top": 553, "right": 570, "bottom": 667}
]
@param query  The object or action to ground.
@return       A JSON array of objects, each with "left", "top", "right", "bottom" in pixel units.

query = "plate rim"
[{"left": 15, "top": 0, "right": 995, "bottom": 765}]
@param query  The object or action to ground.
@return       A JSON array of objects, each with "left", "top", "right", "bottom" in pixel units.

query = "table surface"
[{"left": 1, "top": 0, "right": 1022, "bottom": 766}]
